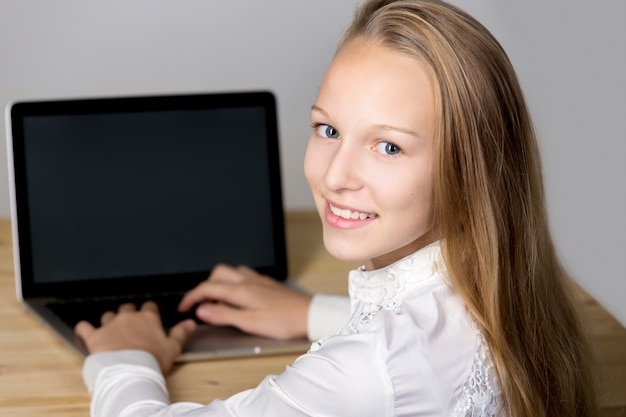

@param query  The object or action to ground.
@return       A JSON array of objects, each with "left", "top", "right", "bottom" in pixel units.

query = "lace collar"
[{"left": 348, "top": 241, "right": 443, "bottom": 307}]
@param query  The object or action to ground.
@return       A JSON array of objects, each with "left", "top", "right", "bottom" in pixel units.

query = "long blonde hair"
[{"left": 340, "top": 1, "right": 597, "bottom": 416}]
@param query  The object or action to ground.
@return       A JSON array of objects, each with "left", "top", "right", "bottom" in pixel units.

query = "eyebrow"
[
  {"left": 311, "top": 105, "right": 329, "bottom": 117},
  {"left": 372, "top": 123, "right": 421, "bottom": 138},
  {"left": 311, "top": 104, "right": 422, "bottom": 139}
]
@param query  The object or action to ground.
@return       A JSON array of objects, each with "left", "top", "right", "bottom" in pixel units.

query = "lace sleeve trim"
[{"left": 453, "top": 331, "right": 504, "bottom": 417}]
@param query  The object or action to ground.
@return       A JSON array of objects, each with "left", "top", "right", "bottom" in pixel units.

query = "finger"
[
  {"left": 178, "top": 285, "right": 209, "bottom": 312},
  {"left": 101, "top": 310, "right": 116, "bottom": 325},
  {"left": 141, "top": 300, "right": 160, "bottom": 314},
  {"left": 209, "top": 264, "right": 250, "bottom": 283},
  {"left": 205, "top": 282, "right": 256, "bottom": 309},
  {"left": 155, "top": 320, "right": 197, "bottom": 375},
  {"left": 232, "top": 265, "right": 274, "bottom": 285},
  {"left": 179, "top": 266, "right": 268, "bottom": 313},
  {"left": 196, "top": 302, "right": 252, "bottom": 330},
  {"left": 74, "top": 320, "right": 95, "bottom": 340},
  {"left": 179, "top": 280, "right": 239, "bottom": 312},
  {"left": 169, "top": 319, "right": 196, "bottom": 348},
  {"left": 118, "top": 303, "right": 137, "bottom": 313},
  {"left": 178, "top": 267, "right": 236, "bottom": 311},
  {"left": 140, "top": 301, "right": 164, "bottom": 325},
  {"left": 235, "top": 265, "right": 262, "bottom": 279}
]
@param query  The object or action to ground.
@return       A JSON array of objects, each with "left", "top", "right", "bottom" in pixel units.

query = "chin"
[
  {"left": 322, "top": 234, "right": 369, "bottom": 264},
  {"left": 324, "top": 234, "right": 377, "bottom": 264}
]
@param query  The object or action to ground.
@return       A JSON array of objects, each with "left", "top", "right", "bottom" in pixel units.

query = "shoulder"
[
  {"left": 375, "top": 279, "right": 481, "bottom": 413},
  {"left": 280, "top": 278, "right": 482, "bottom": 416},
  {"left": 276, "top": 330, "right": 395, "bottom": 416},
  {"left": 389, "top": 281, "right": 504, "bottom": 416}
]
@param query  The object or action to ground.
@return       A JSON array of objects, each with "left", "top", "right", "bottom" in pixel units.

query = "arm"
[
  {"left": 307, "top": 293, "right": 351, "bottom": 341},
  {"left": 80, "top": 326, "right": 391, "bottom": 417},
  {"left": 74, "top": 302, "right": 320, "bottom": 416}
]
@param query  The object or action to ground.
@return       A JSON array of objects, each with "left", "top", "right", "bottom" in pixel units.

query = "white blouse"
[{"left": 82, "top": 242, "right": 503, "bottom": 417}]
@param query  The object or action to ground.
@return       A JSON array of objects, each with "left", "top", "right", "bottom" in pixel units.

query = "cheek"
[
  {"left": 303, "top": 138, "right": 324, "bottom": 187},
  {"left": 389, "top": 171, "right": 434, "bottom": 217},
  {"left": 303, "top": 140, "right": 315, "bottom": 186},
  {"left": 409, "top": 178, "right": 435, "bottom": 225}
]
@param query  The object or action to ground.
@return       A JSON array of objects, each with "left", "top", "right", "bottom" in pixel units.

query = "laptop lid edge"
[{"left": 6, "top": 100, "right": 25, "bottom": 304}]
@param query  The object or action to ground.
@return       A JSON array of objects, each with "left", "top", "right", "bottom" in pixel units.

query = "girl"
[{"left": 76, "top": 1, "right": 598, "bottom": 416}]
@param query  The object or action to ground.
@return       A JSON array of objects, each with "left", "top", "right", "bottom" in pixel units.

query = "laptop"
[{"left": 5, "top": 91, "right": 311, "bottom": 361}]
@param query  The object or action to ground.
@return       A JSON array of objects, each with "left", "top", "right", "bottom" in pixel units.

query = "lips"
[{"left": 329, "top": 203, "right": 377, "bottom": 220}]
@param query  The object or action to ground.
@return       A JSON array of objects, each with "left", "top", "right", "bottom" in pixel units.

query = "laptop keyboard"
[{"left": 48, "top": 292, "right": 201, "bottom": 330}]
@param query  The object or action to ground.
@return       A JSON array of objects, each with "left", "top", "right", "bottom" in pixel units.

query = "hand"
[
  {"left": 74, "top": 301, "right": 197, "bottom": 374},
  {"left": 178, "top": 264, "right": 313, "bottom": 340}
]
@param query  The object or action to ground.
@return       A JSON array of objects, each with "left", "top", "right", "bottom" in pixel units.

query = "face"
[{"left": 304, "top": 37, "right": 438, "bottom": 270}]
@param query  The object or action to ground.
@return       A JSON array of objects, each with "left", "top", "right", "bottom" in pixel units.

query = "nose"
[{"left": 323, "top": 140, "right": 362, "bottom": 192}]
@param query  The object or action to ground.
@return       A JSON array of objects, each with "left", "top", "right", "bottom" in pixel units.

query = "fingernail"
[{"left": 196, "top": 305, "right": 210, "bottom": 319}]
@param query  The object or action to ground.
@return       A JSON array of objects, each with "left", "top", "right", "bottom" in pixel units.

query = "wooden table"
[{"left": 0, "top": 212, "right": 624, "bottom": 416}]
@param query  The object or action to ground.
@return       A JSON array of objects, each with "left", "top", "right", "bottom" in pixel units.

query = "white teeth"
[{"left": 330, "top": 204, "right": 376, "bottom": 220}]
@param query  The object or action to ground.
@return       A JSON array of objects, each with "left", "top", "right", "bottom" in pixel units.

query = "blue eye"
[
  {"left": 376, "top": 141, "right": 401, "bottom": 156},
  {"left": 316, "top": 124, "right": 340, "bottom": 139}
]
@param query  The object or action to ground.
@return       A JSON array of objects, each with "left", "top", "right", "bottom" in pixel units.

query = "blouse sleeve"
[
  {"left": 83, "top": 330, "right": 393, "bottom": 417},
  {"left": 306, "top": 293, "right": 351, "bottom": 341}
]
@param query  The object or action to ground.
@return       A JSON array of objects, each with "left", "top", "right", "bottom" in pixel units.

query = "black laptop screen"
[{"left": 9, "top": 92, "right": 287, "bottom": 297}]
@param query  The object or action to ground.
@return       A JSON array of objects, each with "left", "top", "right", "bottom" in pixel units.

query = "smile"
[{"left": 329, "top": 203, "right": 377, "bottom": 220}]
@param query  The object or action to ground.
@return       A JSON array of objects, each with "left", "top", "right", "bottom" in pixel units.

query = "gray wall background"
[{"left": 1, "top": 0, "right": 624, "bottom": 326}]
